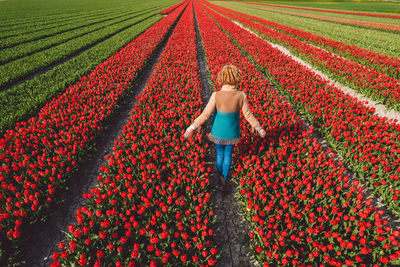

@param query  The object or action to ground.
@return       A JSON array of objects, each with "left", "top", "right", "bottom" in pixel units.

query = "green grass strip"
[
  {"left": 0, "top": 8, "right": 148, "bottom": 48},
  {"left": 0, "top": 8, "right": 158, "bottom": 64},
  {"left": 0, "top": 7, "right": 127, "bottom": 36},
  {"left": 0, "top": 10, "right": 156, "bottom": 88},
  {"left": 213, "top": 1, "right": 400, "bottom": 59},
  {"left": 0, "top": 15, "right": 163, "bottom": 134}
]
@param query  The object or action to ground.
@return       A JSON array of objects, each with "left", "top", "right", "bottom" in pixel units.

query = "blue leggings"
[{"left": 216, "top": 144, "right": 234, "bottom": 180}]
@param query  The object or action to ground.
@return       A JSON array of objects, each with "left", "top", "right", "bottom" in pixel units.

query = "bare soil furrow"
[{"left": 194, "top": 6, "right": 259, "bottom": 267}]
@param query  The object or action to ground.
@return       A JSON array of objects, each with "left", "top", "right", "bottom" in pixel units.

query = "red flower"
[
  {"left": 69, "top": 241, "right": 77, "bottom": 252},
  {"left": 181, "top": 254, "right": 187, "bottom": 262},
  {"left": 96, "top": 250, "right": 104, "bottom": 259},
  {"left": 150, "top": 236, "right": 159, "bottom": 244},
  {"left": 361, "top": 247, "right": 371, "bottom": 255},
  {"left": 208, "top": 257, "right": 217, "bottom": 266},
  {"left": 147, "top": 244, "right": 154, "bottom": 252},
  {"left": 173, "top": 249, "right": 180, "bottom": 256},
  {"left": 131, "top": 250, "right": 138, "bottom": 259},
  {"left": 78, "top": 254, "right": 87, "bottom": 266}
]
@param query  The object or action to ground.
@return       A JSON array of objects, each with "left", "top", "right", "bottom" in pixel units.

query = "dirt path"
[
  {"left": 15, "top": 8, "right": 185, "bottom": 267},
  {"left": 193, "top": 7, "right": 259, "bottom": 267}
]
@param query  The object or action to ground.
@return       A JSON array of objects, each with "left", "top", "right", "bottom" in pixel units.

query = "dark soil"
[{"left": 193, "top": 6, "right": 259, "bottom": 267}]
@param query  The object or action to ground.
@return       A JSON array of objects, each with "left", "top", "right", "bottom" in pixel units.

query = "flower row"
[
  {"left": 204, "top": 2, "right": 400, "bottom": 112},
  {"left": 236, "top": 127, "right": 400, "bottom": 265},
  {"left": 0, "top": 4, "right": 184, "bottom": 262},
  {"left": 197, "top": 2, "right": 400, "bottom": 265},
  {"left": 51, "top": 3, "right": 218, "bottom": 266},
  {"left": 206, "top": 3, "right": 400, "bottom": 80},
  {"left": 201, "top": 2, "right": 400, "bottom": 215}
]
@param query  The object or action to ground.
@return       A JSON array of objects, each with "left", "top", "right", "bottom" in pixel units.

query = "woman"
[{"left": 184, "top": 64, "right": 266, "bottom": 188}]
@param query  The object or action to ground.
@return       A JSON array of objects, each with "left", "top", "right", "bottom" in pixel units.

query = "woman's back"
[
  {"left": 215, "top": 90, "right": 244, "bottom": 113},
  {"left": 183, "top": 64, "right": 266, "bottom": 188},
  {"left": 210, "top": 90, "right": 245, "bottom": 144}
]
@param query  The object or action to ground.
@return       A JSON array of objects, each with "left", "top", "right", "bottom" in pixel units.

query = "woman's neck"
[{"left": 221, "top": 84, "right": 237, "bottom": 91}]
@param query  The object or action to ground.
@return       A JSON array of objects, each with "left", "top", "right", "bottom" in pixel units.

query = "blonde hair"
[{"left": 217, "top": 64, "right": 242, "bottom": 86}]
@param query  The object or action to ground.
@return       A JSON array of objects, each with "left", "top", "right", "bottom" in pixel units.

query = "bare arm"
[
  {"left": 193, "top": 92, "right": 216, "bottom": 128},
  {"left": 184, "top": 92, "right": 216, "bottom": 139},
  {"left": 242, "top": 94, "right": 260, "bottom": 128},
  {"left": 242, "top": 93, "right": 266, "bottom": 138}
]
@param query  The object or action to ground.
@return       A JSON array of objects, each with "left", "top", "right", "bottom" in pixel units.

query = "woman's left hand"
[
  {"left": 255, "top": 126, "right": 266, "bottom": 138},
  {"left": 184, "top": 123, "right": 198, "bottom": 139},
  {"left": 259, "top": 128, "right": 266, "bottom": 138}
]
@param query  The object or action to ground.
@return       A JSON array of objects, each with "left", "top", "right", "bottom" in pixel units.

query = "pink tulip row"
[
  {"left": 197, "top": 2, "right": 400, "bottom": 265},
  {"left": 51, "top": 3, "right": 219, "bottom": 266},
  {"left": 0, "top": 3, "right": 186, "bottom": 262},
  {"left": 200, "top": 1, "right": 400, "bottom": 216}
]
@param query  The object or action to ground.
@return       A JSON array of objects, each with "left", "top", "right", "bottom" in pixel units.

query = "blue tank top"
[{"left": 210, "top": 111, "right": 240, "bottom": 140}]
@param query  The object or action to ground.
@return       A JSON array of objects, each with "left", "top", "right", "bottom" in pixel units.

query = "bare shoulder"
[{"left": 209, "top": 91, "right": 217, "bottom": 102}]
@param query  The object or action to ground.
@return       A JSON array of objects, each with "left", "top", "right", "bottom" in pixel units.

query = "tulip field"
[{"left": 1, "top": 0, "right": 400, "bottom": 266}]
